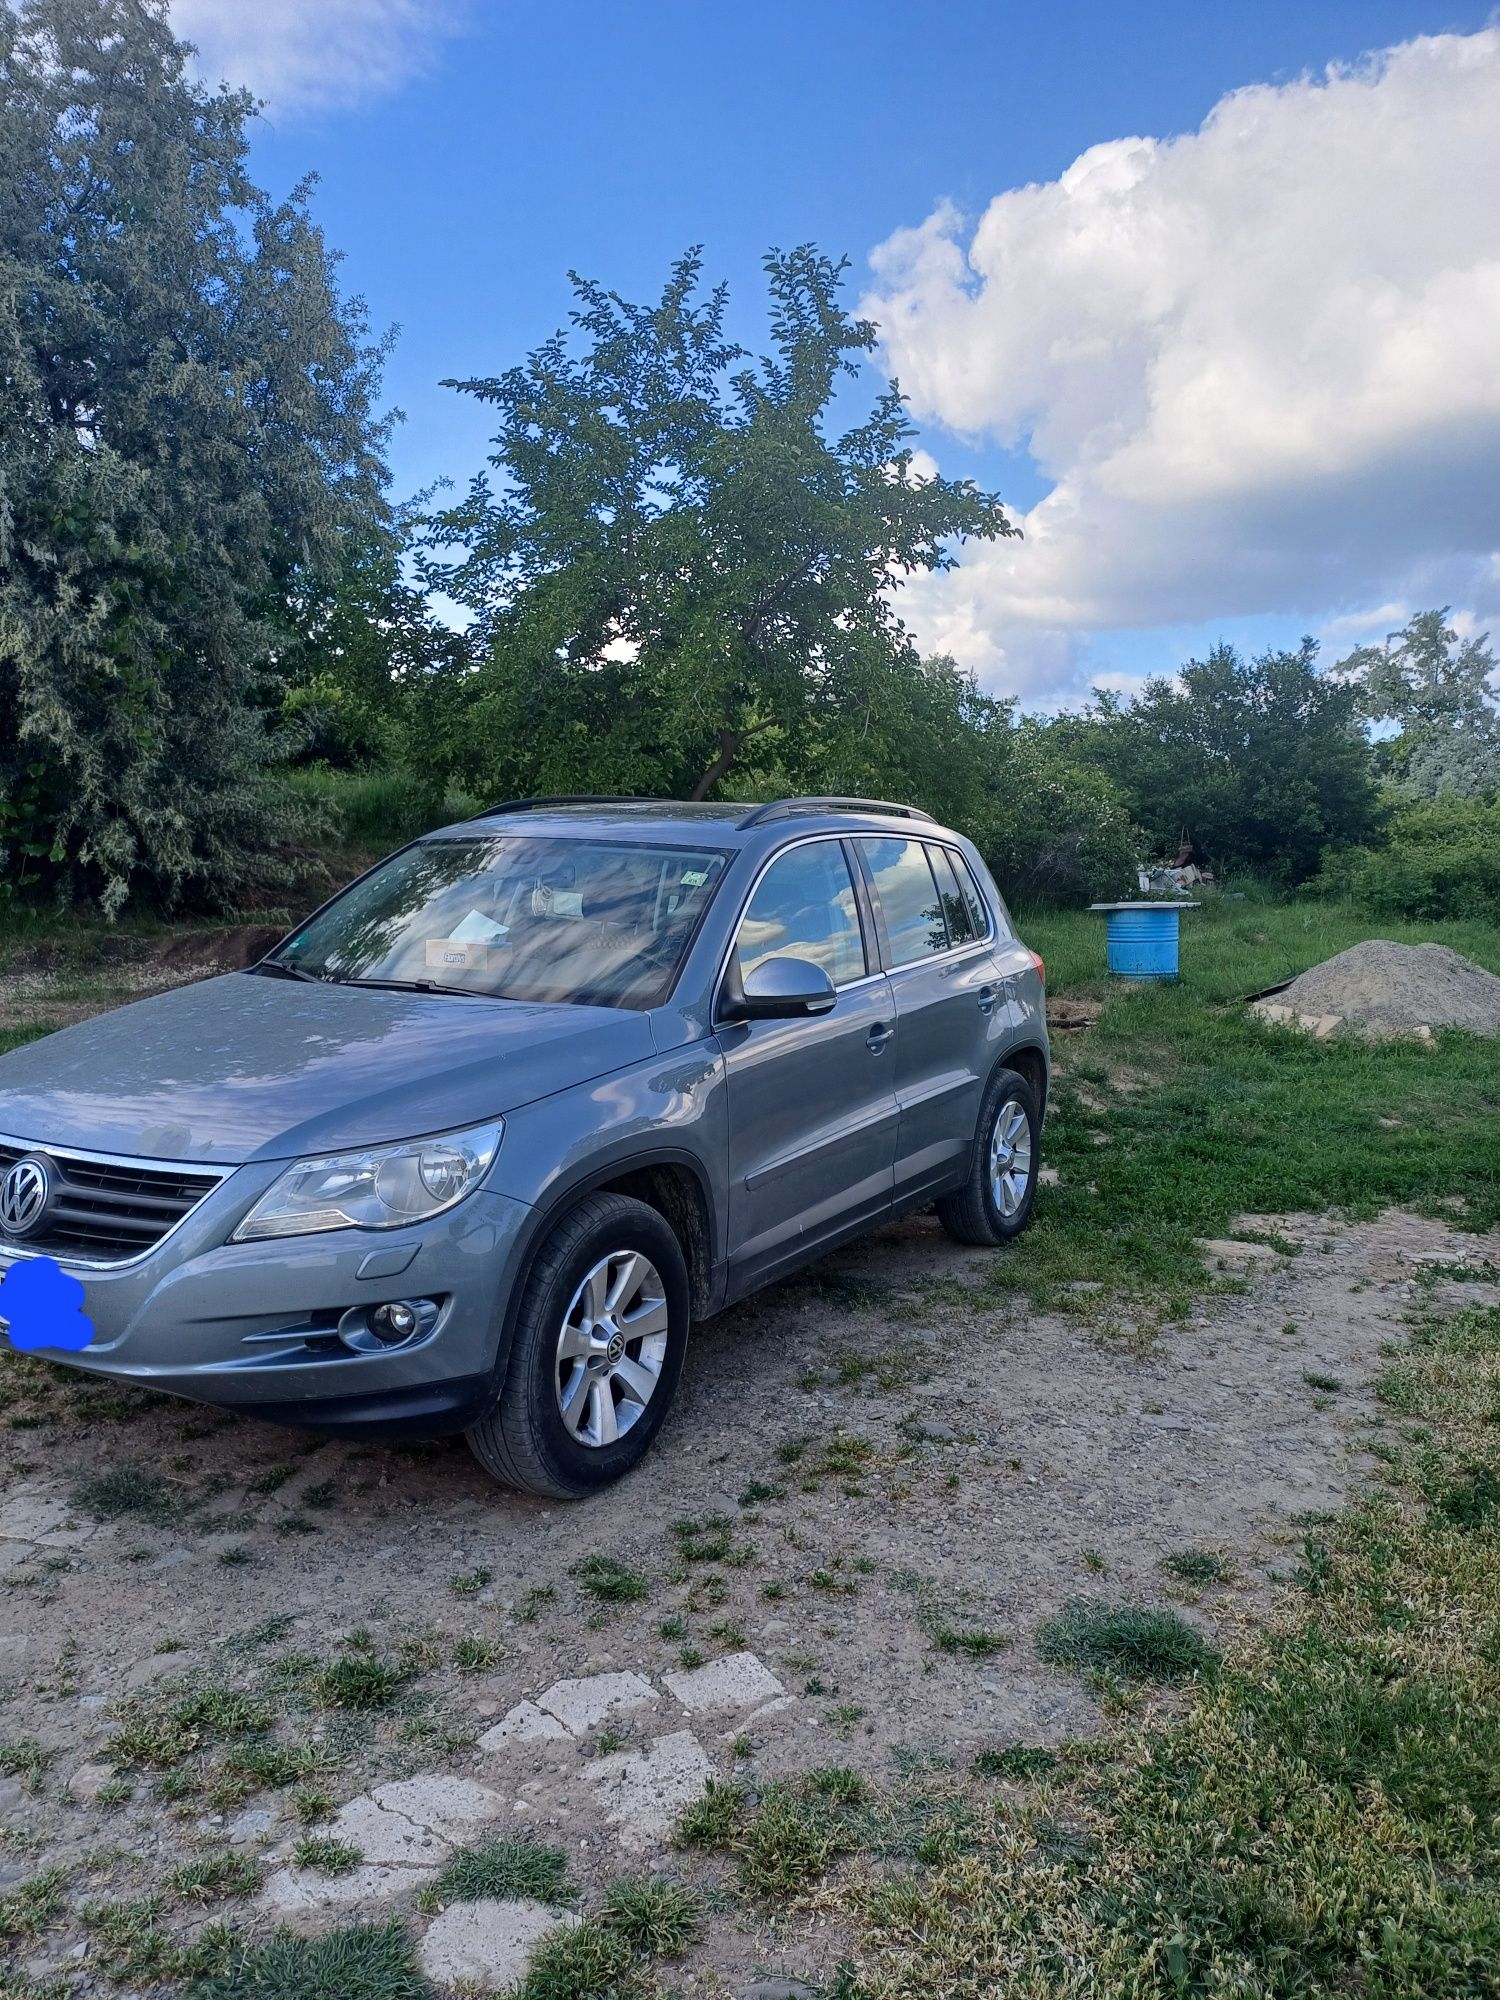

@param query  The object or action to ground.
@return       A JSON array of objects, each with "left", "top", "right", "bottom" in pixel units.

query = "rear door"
[
  {"left": 716, "top": 837, "right": 897, "bottom": 1291},
  {"left": 856, "top": 835, "right": 1003, "bottom": 1206}
]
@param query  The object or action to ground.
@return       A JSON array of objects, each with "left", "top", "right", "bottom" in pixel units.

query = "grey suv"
[{"left": 0, "top": 798, "right": 1048, "bottom": 1496}]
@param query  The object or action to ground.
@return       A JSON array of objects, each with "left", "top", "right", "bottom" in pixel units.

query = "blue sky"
[{"left": 177, "top": 0, "right": 1500, "bottom": 706}]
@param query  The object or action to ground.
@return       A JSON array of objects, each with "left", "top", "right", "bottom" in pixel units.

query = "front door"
[
  {"left": 856, "top": 835, "right": 1002, "bottom": 1205},
  {"left": 716, "top": 838, "right": 898, "bottom": 1291}
]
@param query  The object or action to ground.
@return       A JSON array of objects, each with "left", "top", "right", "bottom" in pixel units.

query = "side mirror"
[{"left": 722, "top": 956, "right": 837, "bottom": 1022}]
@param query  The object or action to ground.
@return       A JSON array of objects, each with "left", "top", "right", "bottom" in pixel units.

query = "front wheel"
[
  {"left": 936, "top": 1067, "right": 1041, "bottom": 1247},
  {"left": 466, "top": 1192, "right": 690, "bottom": 1498}
]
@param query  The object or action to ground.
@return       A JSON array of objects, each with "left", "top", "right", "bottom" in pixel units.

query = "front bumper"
[{"left": 0, "top": 1168, "right": 534, "bottom": 1436}]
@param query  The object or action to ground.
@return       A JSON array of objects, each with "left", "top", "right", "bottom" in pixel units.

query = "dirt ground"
[{"left": 5, "top": 1185, "right": 1495, "bottom": 1995}]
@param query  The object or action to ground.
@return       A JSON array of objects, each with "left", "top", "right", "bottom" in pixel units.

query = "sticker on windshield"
[
  {"left": 426, "top": 939, "right": 488, "bottom": 973},
  {"left": 681, "top": 869, "right": 708, "bottom": 886}
]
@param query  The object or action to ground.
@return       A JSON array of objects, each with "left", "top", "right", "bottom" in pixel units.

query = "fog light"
[{"left": 336, "top": 1297, "right": 441, "bottom": 1354}]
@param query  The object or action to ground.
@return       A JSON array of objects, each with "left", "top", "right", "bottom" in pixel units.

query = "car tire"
[
  {"left": 935, "top": 1066, "right": 1042, "bottom": 1248},
  {"left": 466, "top": 1192, "right": 690, "bottom": 1499}
]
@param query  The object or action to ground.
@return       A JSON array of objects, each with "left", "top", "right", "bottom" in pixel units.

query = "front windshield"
[{"left": 272, "top": 834, "right": 730, "bottom": 1010}]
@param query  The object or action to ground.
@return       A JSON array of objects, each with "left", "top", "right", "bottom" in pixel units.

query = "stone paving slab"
[
  {"left": 663, "top": 1650, "right": 785, "bottom": 1714},
  {"left": 535, "top": 1670, "right": 659, "bottom": 1735},
  {"left": 260, "top": 1861, "right": 432, "bottom": 1915},
  {"left": 477, "top": 1698, "right": 570, "bottom": 1752},
  {"left": 580, "top": 1729, "right": 714, "bottom": 1851},
  {"left": 418, "top": 1897, "right": 579, "bottom": 1991}
]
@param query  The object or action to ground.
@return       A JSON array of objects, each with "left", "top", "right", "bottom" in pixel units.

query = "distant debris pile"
[{"left": 1252, "top": 941, "right": 1500, "bottom": 1042}]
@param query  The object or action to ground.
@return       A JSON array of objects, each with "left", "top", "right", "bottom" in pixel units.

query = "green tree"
[
  {"left": 422, "top": 246, "right": 1014, "bottom": 803},
  {"left": 1055, "top": 640, "right": 1380, "bottom": 883},
  {"left": 1339, "top": 608, "right": 1499, "bottom": 798},
  {"left": 0, "top": 0, "right": 392, "bottom": 913},
  {"left": 277, "top": 519, "right": 469, "bottom": 771}
]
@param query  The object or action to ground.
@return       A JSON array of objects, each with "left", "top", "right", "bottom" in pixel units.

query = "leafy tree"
[
  {"left": 277, "top": 521, "right": 469, "bottom": 770},
  {"left": 1054, "top": 640, "right": 1380, "bottom": 882},
  {"left": 0, "top": 0, "right": 392, "bottom": 913},
  {"left": 422, "top": 247, "right": 1014, "bottom": 803},
  {"left": 1339, "top": 609, "right": 1499, "bottom": 798}
]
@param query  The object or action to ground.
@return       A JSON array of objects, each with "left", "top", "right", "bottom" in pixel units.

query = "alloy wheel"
[
  {"left": 554, "top": 1249, "right": 670, "bottom": 1448},
  {"left": 988, "top": 1098, "right": 1033, "bottom": 1218}
]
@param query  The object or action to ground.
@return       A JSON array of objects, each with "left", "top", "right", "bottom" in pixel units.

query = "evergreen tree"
[{"left": 0, "top": 0, "right": 392, "bottom": 911}]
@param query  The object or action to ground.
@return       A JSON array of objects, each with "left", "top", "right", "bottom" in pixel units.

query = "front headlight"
[{"left": 232, "top": 1120, "right": 504, "bottom": 1242}]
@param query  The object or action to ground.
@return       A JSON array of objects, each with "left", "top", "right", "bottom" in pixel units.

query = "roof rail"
[
  {"left": 736, "top": 796, "right": 936, "bottom": 831},
  {"left": 469, "top": 795, "right": 649, "bottom": 820}
]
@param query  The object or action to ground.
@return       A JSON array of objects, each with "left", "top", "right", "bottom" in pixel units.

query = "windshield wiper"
[
  {"left": 340, "top": 976, "right": 492, "bottom": 1000},
  {"left": 249, "top": 958, "right": 327, "bottom": 984}
]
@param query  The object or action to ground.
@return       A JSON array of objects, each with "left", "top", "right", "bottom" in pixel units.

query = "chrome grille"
[{"left": 0, "top": 1138, "right": 228, "bottom": 1264}]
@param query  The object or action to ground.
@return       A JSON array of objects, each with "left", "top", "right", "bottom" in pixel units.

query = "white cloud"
[
  {"left": 866, "top": 29, "right": 1500, "bottom": 701},
  {"left": 169, "top": 0, "right": 465, "bottom": 115}
]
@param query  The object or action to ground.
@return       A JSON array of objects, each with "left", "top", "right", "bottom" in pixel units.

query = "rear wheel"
[
  {"left": 466, "top": 1192, "right": 690, "bottom": 1498},
  {"left": 936, "top": 1066, "right": 1041, "bottom": 1247}
]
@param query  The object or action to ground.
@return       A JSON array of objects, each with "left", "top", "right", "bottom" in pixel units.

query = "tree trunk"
[{"left": 690, "top": 728, "right": 742, "bottom": 801}]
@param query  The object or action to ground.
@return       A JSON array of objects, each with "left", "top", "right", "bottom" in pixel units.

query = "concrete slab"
[
  {"left": 418, "top": 1896, "right": 579, "bottom": 1991},
  {"left": 535, "top": 1670, "right": 659, "bottom": 1736},
  {"left": 369, "top": 1775, "right": 507, "bottom": 1846},
  {"left": 477, "top": 1700, "right": 569, "bottom": 1752},
  {"left": 259, "top": 1862, "right": 430, "bottom": 1915},
  {"left": 580, "top": 1729, "right": 713, "bottom": 1851},
  {"left": 663, "top": 1651, "right": 784, "bottom": 1715}
]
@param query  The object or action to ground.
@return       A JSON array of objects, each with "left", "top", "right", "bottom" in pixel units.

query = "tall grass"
[{"left": 275, "top": 768, "right": 480, "bottom": 854}]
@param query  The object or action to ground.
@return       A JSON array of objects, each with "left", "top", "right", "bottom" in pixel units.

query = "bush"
[
  {"left": 1311, "top": 793, "right": 1500, "bottom": 922},
  {"left": 276, "top": 769, "right": 480, "bottom": 853}
]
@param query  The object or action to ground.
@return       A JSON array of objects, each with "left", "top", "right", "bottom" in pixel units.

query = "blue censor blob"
[{"left": 0, "top": 1258, "right": 95, "bottom": 1353}]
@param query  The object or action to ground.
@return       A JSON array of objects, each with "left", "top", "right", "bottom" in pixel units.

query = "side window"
[
  {"left": 734, "top": 841, "right": 867, "bottom": 988},
  {"left": 926, "top": 845, "right": 976, "bottom": 945},
  {"left": 956, "top": 855, "right": 1005, "bottom": 940},
  {"left": 859, "top": 837, "right": 949, "bottom": 966}
]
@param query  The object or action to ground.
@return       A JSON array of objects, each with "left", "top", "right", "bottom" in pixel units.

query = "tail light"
[{"left": 1028, "top": 949, "right": 1046, "bottom": 984}]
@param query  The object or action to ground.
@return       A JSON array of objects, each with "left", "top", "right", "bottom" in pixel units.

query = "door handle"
[
  {"left": 977, "top": 985, "right": 997, "bottom": 1015},
  {"left": 866, "top": 1021, "right": 893, "bottom": 1053}
]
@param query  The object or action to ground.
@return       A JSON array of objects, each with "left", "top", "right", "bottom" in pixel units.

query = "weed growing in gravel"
[
  {"left": 572, "top": 1553, "right": 651, "bottom": 1603},
  {"left": 169, "top": 1851, "right": 262, "bottom": 1903},
  {"left": 1036, "top": 1601, "right": 1218, "bottom": 1684},
  {"left": 973, "top": 1745, "right": 1058, "bottom": 1780},
  {"left": 600, "top": 1878, "right": 702, "bottom": 1955},
  {"left": 313, "top": 1651, "right": 415, "bottom": 1710},
  {"left": 73, "top": 1464, "right": 189, "bottom": 1525},
  {"left": 452, "top": 1635, "right": 505, "bottom": 1673},
  {"left": 0, "top": 1738, "right": 52, "bottom": 1792},
  {"left": 672, "top": 1514, "right": 733, "bottom": 1562},
  {"left": 0, "top": 1865, "right": 67, "bottom": 1940},
  {"left": 1303, "top": 1369, "right": 1345, "bottom": 1392},
  {"left": 292, "top": 1836, "right": 362, "bottom": 1875},
  {"left": 1161, "top": 1548, "right": 1235, "bottom": 1586},
  {"left": 448, "top": 1565, "right": 491, "bottom": 1595}
]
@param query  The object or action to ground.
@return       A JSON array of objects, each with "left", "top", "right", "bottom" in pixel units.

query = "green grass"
[
  {"left": 572, "top": 1553, "right": 652, "bottom": 1604},
  {"left": 1036, "top": 1600, "right": 1219, "bottom": 1684},
  {"left": 189, "top": 1917, "right": 431, "bottom": 1999},
  {"left": 994, "top": 896, "right": 1500, "bottom": 1329},
  {"left": 420, "top": 1837, "right": 574, "bottom": 1910},
  {"left": 73, "top": 1463, "right": 190, "bottom": 1525}
]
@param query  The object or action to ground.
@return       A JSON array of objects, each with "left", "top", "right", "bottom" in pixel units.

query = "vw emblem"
[
  {"left": 605, "top": 1330, "right": 626, "bottom": 1364},
  {"left": 0, "top": 1157, "right": 52, "bottom": 1239}
]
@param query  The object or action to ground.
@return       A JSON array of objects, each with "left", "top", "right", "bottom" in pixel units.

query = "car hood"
[{"left": 0, "top": 973, "right": 656, "bottom": 1165}]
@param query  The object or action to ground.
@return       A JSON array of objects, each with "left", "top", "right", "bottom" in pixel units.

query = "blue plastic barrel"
[{"left": 1089, "top": 901, "right": 1198, "bottom": 979}]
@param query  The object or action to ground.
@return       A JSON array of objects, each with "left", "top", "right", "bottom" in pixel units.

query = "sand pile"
[{"left": 1252, "top": 940, "right": 1500, "bottom": 1041}]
